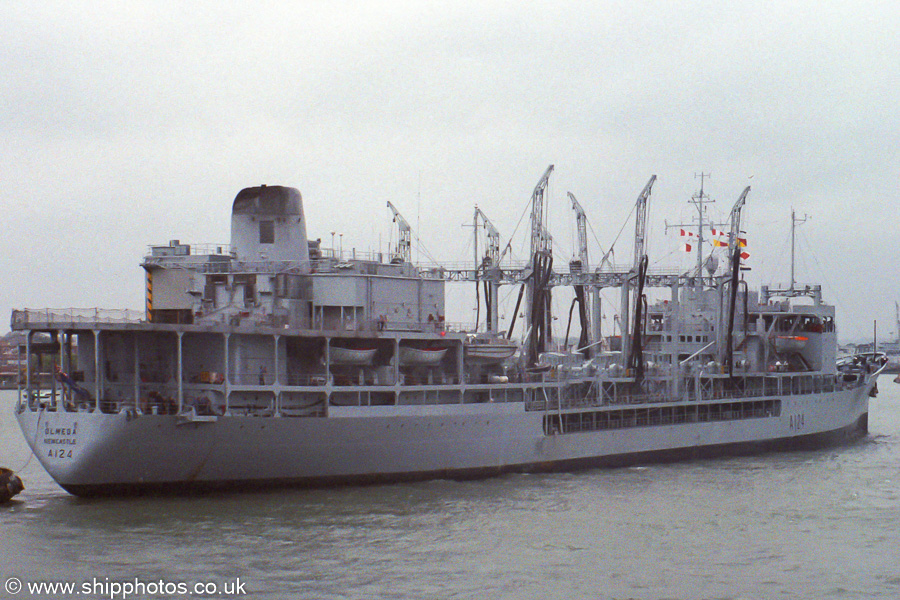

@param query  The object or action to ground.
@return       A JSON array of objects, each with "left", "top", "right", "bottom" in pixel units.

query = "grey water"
[{"left": 1, "top": 386, "right": 899, "bottom": 600}]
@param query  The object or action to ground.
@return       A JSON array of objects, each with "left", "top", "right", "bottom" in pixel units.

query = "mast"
[
  {"left": 665, "top": 173, "right": 730, "bottom": 282},
  {"left": 760, "top": 210, "right": 819, "bottom": 303},
  {"left": 690, "top": 173, "right": 714, "bottom": 278},
  {"left": 790, "top": 208, "right": 808, "bottom": 292}
]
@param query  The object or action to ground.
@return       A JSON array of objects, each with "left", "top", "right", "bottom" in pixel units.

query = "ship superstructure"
[{"left": 11, "top": 175, "right": 884, "bottom": 496}]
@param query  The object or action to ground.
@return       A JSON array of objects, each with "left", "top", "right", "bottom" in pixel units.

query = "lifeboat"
[
  {"left": 464, "top": 343, "right": 517, "bottom": 364},
  {"left": 399, "top": 347, "right": 447, "bottom": 366},
  {"left": 329, "top": 346, "right": 377, "bottom": 365},
  {"left": 774, "top": 335, "right": 808, "bottom": 352},
  {"left": 463, "top": 338, "right": 518, "bottom": 364}
]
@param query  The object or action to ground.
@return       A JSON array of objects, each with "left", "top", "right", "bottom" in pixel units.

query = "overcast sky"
[{"left": 2, "top": 1, "right": 898, "bottom": 342}]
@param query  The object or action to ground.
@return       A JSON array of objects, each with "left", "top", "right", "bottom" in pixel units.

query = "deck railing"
[{"left": 12, "top": 308, "right": 145, "bottom": 327}]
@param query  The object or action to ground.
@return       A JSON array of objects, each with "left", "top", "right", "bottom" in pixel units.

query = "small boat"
[
  {"left": 774, "top": 335, "right": 808, "bottom": 352},
  {"left": 399, "top": 347, "right": 447, "bottom": 366},
  {"left": 329, "top": 346, "right": 377, "bottom": 365},
  {"left": 464, "top": 340, "right": 518, "bottom": 363}
]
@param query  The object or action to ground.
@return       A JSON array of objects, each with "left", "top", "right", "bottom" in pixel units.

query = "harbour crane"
[{"left": 386, "top": 201, "right": 412, "bottom": 263}]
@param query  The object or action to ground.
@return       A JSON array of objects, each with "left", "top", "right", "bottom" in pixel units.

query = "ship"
[{"left": 11, "top": 170, "right": 886, "bottom": 496}]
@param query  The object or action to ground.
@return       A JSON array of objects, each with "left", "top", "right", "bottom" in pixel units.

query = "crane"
[
  {"left": 474, "top": 207, "right": 501, "bottom": 267},
  {"left": 632, "top": 175, "right": 656, "bottom": 270},
  {"left": 386, "top": 201, "right": 411, "bottom": 263},
  {"left": 623, "top": 175, "right": 657, "bottom": 381},
  {"left": 726, "top": 187, "right": 750, "bottom": 258},
  {"left": 525, "top": 165, "right": 554, "bottom": 365},
  {"left": 567, "top": 192, "right": 592, "bottom": 353},
  {"left": 568, "top": 192, "right": 589, "bottom": 268},
  {"left": 724, "top": 186, "right": 750, "bottom": 376},
  {"left": 529, "top": 164, "right": 555, "bottom": 258},
  {"left": 473, "top": 206, "right": 502, "bottom": 332}
]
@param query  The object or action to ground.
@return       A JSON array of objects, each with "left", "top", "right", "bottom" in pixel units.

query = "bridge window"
[{"left": 260, "top": 220, "right": 275, "bottom": 244}]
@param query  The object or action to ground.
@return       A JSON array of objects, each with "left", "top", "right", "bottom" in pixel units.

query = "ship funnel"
[{"left": 230, "top": 185, "right": 309, "bottom": 263}]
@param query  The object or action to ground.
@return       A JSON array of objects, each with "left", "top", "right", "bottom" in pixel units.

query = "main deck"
[{"left": 12, "top": 308, "right": 879, "bottom": 430}]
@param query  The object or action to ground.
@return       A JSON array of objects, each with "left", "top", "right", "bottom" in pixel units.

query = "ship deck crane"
[
  {"left": 624, "top": 175, "right": 657, "bottom": 381},
  {"left": 724, "top": 186, "right": 750, "bottom": 376},
  {"left": 525, "top": 165, "right": 554, "bottom": 365},
  {"left": 632, "top": 175, "right": 656, "bottom": 269},
  {"left": 474, "top": 207, "right": 501, "bottom": 267},
  {"left": 386, "top": 201, "right": 412, "bottom": 263},
  {"left": 568, "top": 192, "right": 589, "bottom": 269},
  {"left": 474, "top": 206, "right": 502, "bottom": 333},
  {"left": 529, "top": 165, "right": 555, "bottom": 257},
  {"left": 567, "top": 192, "right": 593, "bottom": 353}
]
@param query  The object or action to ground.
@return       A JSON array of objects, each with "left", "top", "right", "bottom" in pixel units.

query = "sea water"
[{"left": 1, "top": 385, "right": 899, "bottom": 600}]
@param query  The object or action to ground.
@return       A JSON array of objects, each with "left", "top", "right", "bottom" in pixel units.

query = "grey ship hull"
[
  {"left": 12, "top": 180, "right": 882, "bottom": 496},
  {"left": 18, "top": 385, "right": 872, "bottom": 497}
]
